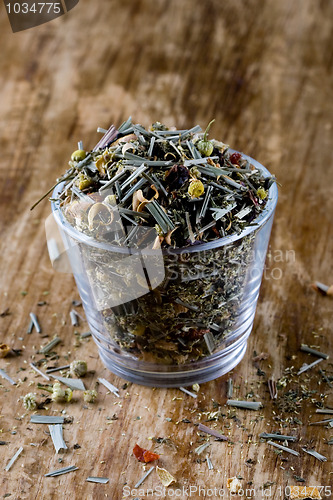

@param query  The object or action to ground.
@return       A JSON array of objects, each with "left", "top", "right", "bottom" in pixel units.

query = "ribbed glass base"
[{"left": 94, "top": 324, "right": 251, "bottom": 387}]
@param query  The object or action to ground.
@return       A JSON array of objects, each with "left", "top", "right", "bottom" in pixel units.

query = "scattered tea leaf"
[
  {"left": 226, "top": 400, "right": 262, "bottom": 410},
  {"left": 98, "top": 378, "right": 119, "bottom": 397},
  {"left": 197, "top": 423, "right": 228, "bottom": 441},
  {"left": 4, "top": 447, "right": 23, "bottom": 471},
  {"left": 266, "top": 440, "right": 299, "bottom": 456},
  {"left": 49, "top": 424, "right": 67, "bottom": 453},
  {"left": 86, "top": 477, "right": 109, "bottom": 484},
  {"left": 134, "top": 466, "right": 154, "bottom": 488},
  {"left": 44, "top": 465, "right": 78, "bottom": 477}
]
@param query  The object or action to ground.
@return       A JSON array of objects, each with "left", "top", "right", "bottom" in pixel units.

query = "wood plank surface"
[{"left": 0, "top": 1, "right": 332, "bottom": 499}]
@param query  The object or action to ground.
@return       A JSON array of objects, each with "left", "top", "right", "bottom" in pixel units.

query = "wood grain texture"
[{"left": 0, "top": 1, "right": 332, "bottom": 498}]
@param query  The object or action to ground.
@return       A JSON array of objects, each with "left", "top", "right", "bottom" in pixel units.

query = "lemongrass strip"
[
  {"left": 30, "top": 363, "right": 50, "bottom": 381},
  {"left": 195, "top": 442, "right": 210, "bottom": 455},
  {"left": 30, "top": 415, "right": 64, "bottom": 424},
  {"left": 27, "top": 318, "right": 34, "bottom": 334},
  {"left": 39, "top": 337, "right": 61, "bottom": 355},
  {"left": 86, "top": 477, "right": 109, "bottom": 484},
  {"left": 45, "top": 465, "right": 78, "bottom": 477},
  {"left": 80, "top": 332, "right": 92, "bottom": 339},
  {"left": 227, "top": 378, "right": 233, "bottom": 398},
  {"left": 0, "top": 369, "right": 16, "bottom": 385},
  {"left": 50, "top": 375, "right": 85, "bottom": 391},
  {"left": 98, "top": 378, "right": 120, "bottom": 397},
  {"left": 227, "top": 400, "right": 262, "bottom": 410},
  {"left": 197, "top": 423, "right": 228, "bottom": 441},
  {"left": 134, "top": 466, "right": 154, "bottom": 488},
  {"left": 29, "top": 313, "right": 41, "bottom": 333},
  {"left": 297, "top": 358, "right": 323, "bottom": 375},
  {"left": 319, "top": 368, "right": 333, "bottom": 388},
  {"left": 302, "top": 448, "right": 327, "bottom": 462},
  {"left": 206, "top": 456, "right": 213, "bottom": 470},
  {"left": 5, "top": 446, "right": 23, "bottom": 471},
  {"left": 300, "top": 344, "right": 329, "bottom": 359},
  {"left": 46, "top": 365, "right": 70, "bottom": 374},
  {"left": 260, "top": 433, "right": 297, "bottom": 442},
  {"left": 316, "top": 408, "right": 333, "bottom": 415},
  {"left": 204, "top": 332, "right": 215, "bottom": 355},
  {"left": 179, "top": 387, "right": 197, "bottom": 398},
  {"left": 267, "top": 440, "right": 299, "bottom": 456},
  {"left": 70, "top": 310, "right": 79, "bottom": 326},
  {"left": 49, "top": 424, "right": 67, "bottom": 453},
  {"left": 309, "top": 418, "right": 333, "bottom": 425}
]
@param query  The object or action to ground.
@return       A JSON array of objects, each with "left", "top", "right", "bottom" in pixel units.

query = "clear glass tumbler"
[{"left": 49, "top": 152, "right": 278, "bottom": 387}]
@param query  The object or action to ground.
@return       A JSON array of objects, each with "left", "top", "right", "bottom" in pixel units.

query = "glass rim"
[{"left": 51, "top": 150, "right": 278, "bottom": 255}]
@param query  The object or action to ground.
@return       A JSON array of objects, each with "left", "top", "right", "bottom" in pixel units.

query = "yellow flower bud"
[
  {"left": 188, "top": 180, "right": 205, "bottom": 198},
  {"left": 71, "top": 149, "right": 87, "bottom": 162},
  {"left": 257, "top": 187, "right": 268, "bottom": 200}
]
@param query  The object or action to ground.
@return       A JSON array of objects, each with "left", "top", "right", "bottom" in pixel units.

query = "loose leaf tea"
[{"left": 45, "top": 118, "right": 276, "bottom": 365}]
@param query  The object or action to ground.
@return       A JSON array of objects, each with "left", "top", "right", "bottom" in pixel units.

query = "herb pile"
[
  {"left": 50, "top": 118, "right": 274, "bottom": 248},
  {"left": 45, "top": 118, "right": 276, "bottom": 364}
]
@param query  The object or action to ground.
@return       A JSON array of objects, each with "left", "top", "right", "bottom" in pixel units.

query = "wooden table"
[{"left": 0, "top": 1, "right": 332, "bottom": 498}]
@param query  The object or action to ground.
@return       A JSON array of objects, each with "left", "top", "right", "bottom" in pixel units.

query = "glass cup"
[{"left": 48, "top": 152, "right": 278, "bottom": 387}]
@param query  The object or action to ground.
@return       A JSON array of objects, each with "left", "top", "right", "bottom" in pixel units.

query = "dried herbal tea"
[{"left": 44, "top": 118, "right": 276, "bottom": 365}]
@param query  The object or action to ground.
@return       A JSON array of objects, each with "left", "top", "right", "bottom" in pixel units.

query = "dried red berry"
[
  {"left": 133, "top": 444, "right": 160, "bottom": 463},
  {"left": 181, "top": 328, "right": 210, "bottom": 340},
  {"left": 229, "top": 152, "right": 242, "bottom": 165}
]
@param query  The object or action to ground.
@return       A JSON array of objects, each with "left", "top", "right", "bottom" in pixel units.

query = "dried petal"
[
  {"left": 112, "top": 133, "right": 137, "bottom": 147},
  {"left": 0, "top": 344, "right": 11, "bottom": 358},
  {"left": 227, "top": 477, "right": 242, "bottom": 493},
  {"left": 164, "top": 227, "right": 178, "bottom": 245},
  {"left": 133, "top": 444, "right": 160, "bottom": 463},
  {"left": 87, "top": 203, "right": 114, "bottom": 230},
  {"left": 121, "top": 142, "right": 136, "bottom": 155},
  {"left": 156, "top": 466, "right": 176, "bottom": 487},
  {"left": 132, "top": 187, "right": 159, "bottom": 213},
  {"left": 65, "top": 200, "right": 91, "bottom": 224},
  {"left": 95, "top": 156, "right": 106, "bottom": 175}
]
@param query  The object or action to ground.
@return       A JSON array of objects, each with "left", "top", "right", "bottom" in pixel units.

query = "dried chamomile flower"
[
  {"left": 189, "top": 166, "right": 201, "bottom": 178},
  {"left": 83, "top": 389, "right": 97, "bottom": 403},
  {"left": 71, "top": 149, "right": 87, "bottom": 162},
  {"left": 52, "top": 382, "right": 73, "bottom": 403},
  {"left": 188, "top": 179, "right": 204, "bottom": 198},
  {"left": 197, "top": 119, "right": 215, "bottom": 157},
  {"left": 23, "top": 393, "right": 37, "bottom": 411},
  {"left": 77, "top": 173, "right": 93, "bottom": 191},
  {"left": 192, "top": 383, "right": 200, "bottom": 393},
  {"left": 69, "top": 360, "right": 88, "bottom": 378},
  {"left": 257, "top": 187, "right": 268, "bottom": 200}
]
